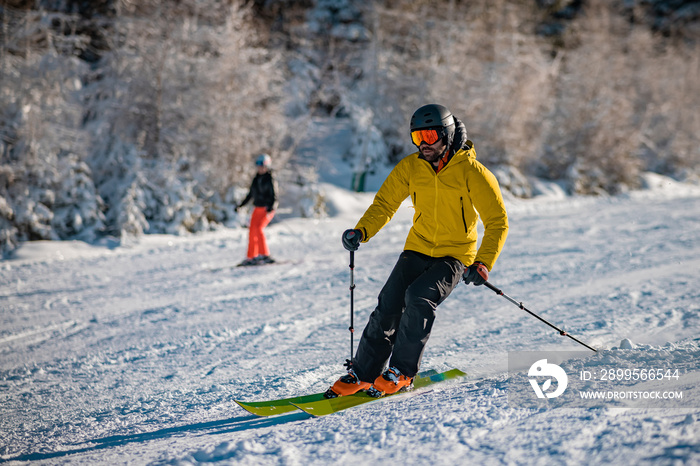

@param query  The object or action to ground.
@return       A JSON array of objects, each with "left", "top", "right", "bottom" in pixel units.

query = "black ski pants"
[{"left": 352, "top": 250, "right": 464, "bottom": 382}]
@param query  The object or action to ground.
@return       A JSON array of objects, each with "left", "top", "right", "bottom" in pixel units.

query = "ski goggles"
[{"left": 411, "top": 128, "right": 443, "bottom": 146}]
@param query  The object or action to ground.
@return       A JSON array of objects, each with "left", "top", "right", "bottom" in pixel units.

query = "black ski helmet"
[{"left": 410, "top": 104, "right": 456, "bottom": 146}]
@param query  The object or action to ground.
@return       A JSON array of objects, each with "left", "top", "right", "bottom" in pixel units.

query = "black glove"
[
  {"left": 342, "top": 229, "right": 363, "bottom": 251},
  {"left": 463, "top": 261, "right": 488, "bottom": 286}
]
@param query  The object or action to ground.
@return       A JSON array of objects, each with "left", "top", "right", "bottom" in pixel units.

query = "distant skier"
[
  {"left": 328, "top": 104, "right": 509, "bottom": 397},
  {"left": 235, "top": 154, "right": 278, "bottom": 266}
]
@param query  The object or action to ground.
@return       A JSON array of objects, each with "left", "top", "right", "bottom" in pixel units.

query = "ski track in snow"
[{"left": 2, "top": 185, "right": 700, "bottom": 465}]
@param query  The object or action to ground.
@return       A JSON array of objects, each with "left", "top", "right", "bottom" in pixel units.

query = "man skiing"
[{"left": 327, "top": 104, "right": 508, "bottom": 398}]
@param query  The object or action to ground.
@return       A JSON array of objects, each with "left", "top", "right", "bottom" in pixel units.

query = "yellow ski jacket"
[{"left": 355, "top": 142, "right": 508, "bottom": 270}]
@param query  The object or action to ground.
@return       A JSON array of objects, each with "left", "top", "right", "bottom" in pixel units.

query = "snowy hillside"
[{"left": 2, "top": 174, "right": 700, "bottom": 464}]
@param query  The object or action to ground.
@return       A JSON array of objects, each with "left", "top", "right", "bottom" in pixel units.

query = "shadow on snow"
[{"left": 0, "top": 411, "right": 311, "bottom": 463}]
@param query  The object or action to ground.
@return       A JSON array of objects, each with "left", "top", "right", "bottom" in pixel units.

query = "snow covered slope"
[{"left": 2, "top": 177, "right": 700, "bottom": 465}]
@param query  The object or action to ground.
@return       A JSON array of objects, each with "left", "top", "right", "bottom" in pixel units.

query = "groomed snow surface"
[{"left": 2, "top": 175, "right": 700, "bottom": 465}]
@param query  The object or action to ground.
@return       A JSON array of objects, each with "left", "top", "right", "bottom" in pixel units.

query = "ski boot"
[
  {"left": 369, "top": 366, "right": 414, "bottom": 397},
  {"left": 325, "top": 368, "right": 371, "bottom": 398}
]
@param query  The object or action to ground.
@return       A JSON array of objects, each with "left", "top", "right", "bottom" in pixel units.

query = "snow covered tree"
[
  {"left": 0, "top": 0, "right": 293, "bottom": 255},
  {"left": 0, "top": 5, "right": 104, "bottom": 255},
  {"left": 81, "top": 0, "right": 290, "bottom": 238}
]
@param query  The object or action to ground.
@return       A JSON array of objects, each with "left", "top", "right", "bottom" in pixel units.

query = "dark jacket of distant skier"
[{"left": 239, "top": 171, "right": 277, "bottom": 212}]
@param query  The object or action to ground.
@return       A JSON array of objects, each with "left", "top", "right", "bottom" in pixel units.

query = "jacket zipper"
[
  {"left": 413, "top": 192, "right": 421, "bottom": 222},
  {"left": 431, "top": 176, "right": 439, "bottom": 255},
  {"left": 460, "top": 197, "right": 468, "bottom": 233}
]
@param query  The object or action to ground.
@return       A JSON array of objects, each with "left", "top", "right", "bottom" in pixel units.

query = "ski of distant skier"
[{"left": 235, "top": 368, "right": 466, "bottom": 417}]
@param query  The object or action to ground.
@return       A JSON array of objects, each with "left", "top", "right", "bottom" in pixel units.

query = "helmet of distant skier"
[{"left": 256, "top": 153, "right": 272, "bottom": 167}]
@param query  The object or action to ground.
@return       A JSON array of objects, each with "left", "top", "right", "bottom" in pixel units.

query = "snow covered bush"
[
  {"left": 298, "top": 184, "right": 328, "bottom": 218},
  {"left": 51, "top": 155, "right": 105, "bottom": 241},
  {"left": 490, "top": 165, "right": 533, "bottom": 199},
  {"left": 0, "top": 154, "right": 105, "bottom": 255},
  {"left": 343, "top": 103, "right": 388, "bottom": 192}
]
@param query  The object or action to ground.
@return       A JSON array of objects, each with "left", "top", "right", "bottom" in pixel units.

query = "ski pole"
[
  {"left": 348, "top": 251, "right": 356, "bottom": 363},
  {"left": 483, "top": 281, "right": 598, "bottom": 352}
]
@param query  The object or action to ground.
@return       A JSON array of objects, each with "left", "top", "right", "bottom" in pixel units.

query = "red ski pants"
[{"left": 247, "top": 207, "right": 274, "bottom": 259}]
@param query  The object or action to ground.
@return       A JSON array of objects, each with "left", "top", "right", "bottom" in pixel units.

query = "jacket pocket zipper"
[
  {"left": 413, "top": 192, "right": 421, "bottom": 222},
  {"left": 460, "top": 197, "right": 468, "bottom": 233}
]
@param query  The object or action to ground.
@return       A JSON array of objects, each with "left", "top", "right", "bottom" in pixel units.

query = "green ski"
[
  {"left": 291, "top": 368, "right": 466, "bottom": 417},
  {"left": 235, "top": 393, "right": 327, "bottom": 417},
  {"left": 234, "top": 369, "right": 445, "bottom": 417}
]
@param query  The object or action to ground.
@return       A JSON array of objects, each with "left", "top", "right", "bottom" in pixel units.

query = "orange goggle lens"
[{"left": 411, "top": 129, "right": 440, "bottom": 146}]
